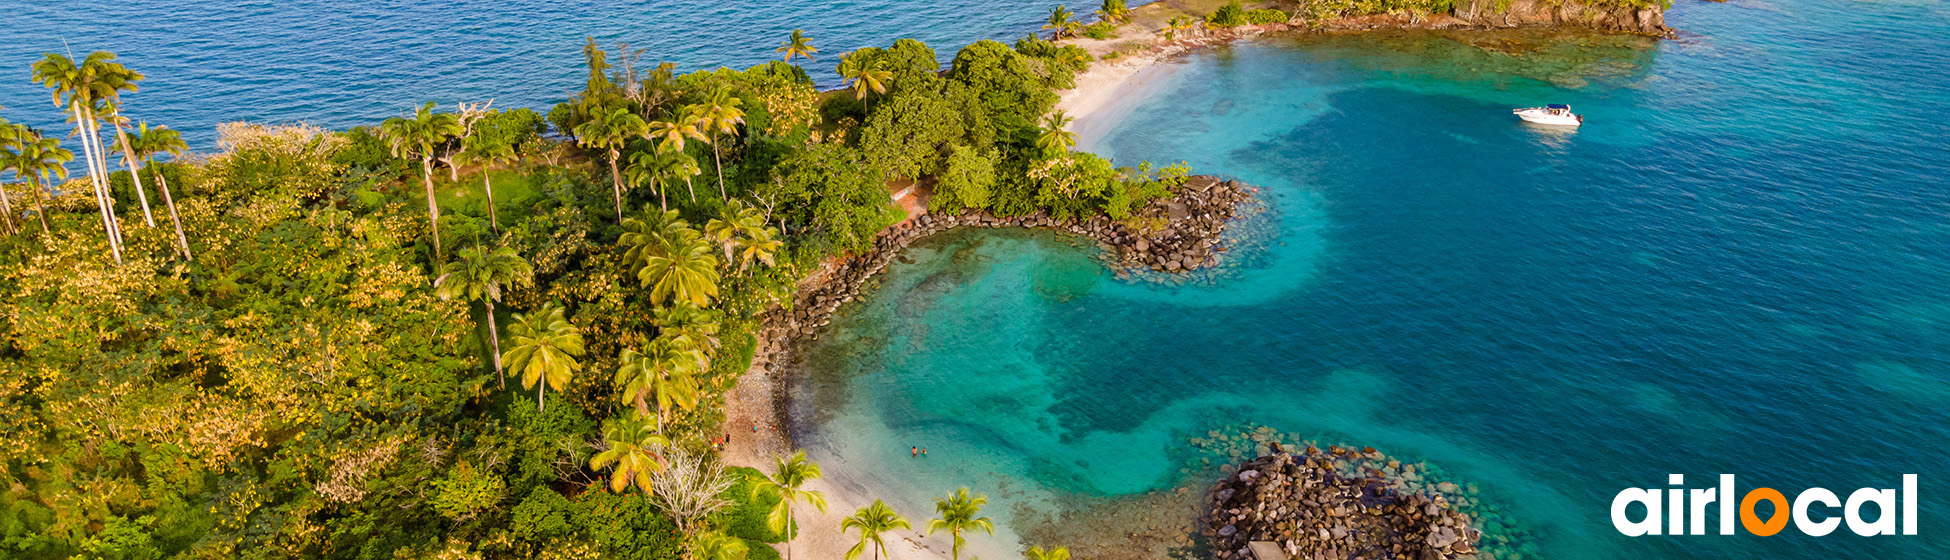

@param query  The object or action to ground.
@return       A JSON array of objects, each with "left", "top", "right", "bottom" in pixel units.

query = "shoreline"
[{"left": 719, "top": 9, "right": 1674, "bottom": 560}]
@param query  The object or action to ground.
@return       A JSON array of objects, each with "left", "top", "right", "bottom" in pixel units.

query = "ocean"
[{"left": 793, "top": 1, "right": 1950, "bottom": 559}]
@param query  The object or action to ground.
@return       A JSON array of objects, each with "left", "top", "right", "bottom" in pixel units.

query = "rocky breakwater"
[
  {"left": 776, "top": 175, "right": 1254, "bottom": 340},
  {"left": 1203, "top": 445, "right": 1482, "bottom": 560}
]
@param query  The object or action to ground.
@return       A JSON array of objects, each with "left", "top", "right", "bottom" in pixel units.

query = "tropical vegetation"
[{"left": 0, "top": 23, "right": 1188, "bottom": 559}]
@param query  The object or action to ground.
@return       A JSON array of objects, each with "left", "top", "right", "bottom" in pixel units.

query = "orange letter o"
[{"left": 1741, "top": 488, "right": 1791, "bottom": 536}]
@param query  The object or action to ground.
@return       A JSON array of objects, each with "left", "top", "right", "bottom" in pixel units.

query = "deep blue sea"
[
  {"left": 790, "top": 1, "right": 1950, "bottom": 559},
  {"left": 8, "top": 0, "right": 1947, "bottom": 558}
]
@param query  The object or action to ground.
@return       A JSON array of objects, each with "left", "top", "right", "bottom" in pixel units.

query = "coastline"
[{"left": 718, "top": 8, "right": 1674, "bottom": 560}]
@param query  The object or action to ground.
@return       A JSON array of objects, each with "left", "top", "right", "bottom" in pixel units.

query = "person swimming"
[
  {"left": 921, "top": 447, "right": 928, "bottom": 457},
  {"left": 911, "top": 446, "right": 918, "bottom": 458}
]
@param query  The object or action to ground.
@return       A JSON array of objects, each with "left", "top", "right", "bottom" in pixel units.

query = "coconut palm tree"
[
  {"left": 1096, "top": 0, "right": 1130, "bottom": 23},
  {"left": 697, "top": 88, "right": 745, "bottom": 200},
  {"left": 32, "top": 52, "right": 136, "bottom": 263},
  {"left": 1164, "top": 15, "right": 1193, "bottom": 41},
  {"left": 573, "top": 105, "right": 649, "bottom": 221},
  {"left": 925, "top": 488, "right": 995, "bottom": 560},
  {"left": 125, "top": 122, "right": 191, "bottom": 258},
  {"left": 1045, "top": 5, "right": 1079, "bottom": 39},
  {"left": 842, "top": 500, "right": 910, "bottom": 560},
  {"left": 1036, "top": 111, "right": 1078, "bottom": 157},
  {"left": 624, "top": 145, "right": 698, "bottom": 211},
  {"left": 0, "top": 129, "right": 71, "bottom": 235},
  {"left": 1026, "top": 545, "right": 1071, "bottom": 560},
  {"left": 619, "top": 209, "right": 689, "bottom": 266},
  {"left": 434, "top": 245, "right": 533, "bottom": 388},
  {"left": 691, "top": 530, "right": 749, "bottom": 560},
  {"left": 613, "top": 342, "right": 702, "bottom": 427},
  {"left": 380, "top": 101, "right": 463, "bottom": 259},
  {"left": 590, "top": 415, "right": 669, "bottom": 495},
  {"left": 637, "top": 225, "right": 721, "bottom": 308},
  {"left": 778, "top": 29, "right": 818, "bottom": 67},
  {"left": 751, "top": 450, "right": 829, "bottom": 560},
  {"left": 459, "top": 127, "right": 519, "bottom": 232},
  {"left": 654, "top": 302, "right": 721, "bottom": 360},
  {"left": 838, "top": 52, "right": 892, "bottom": 113},
  {"left": 704, "top": 202, "right": 781, "bottom": 272},
  {"left": 646, "top": 107, "right": 709, "bottom": 203},
  {"left": 502, "top": 302, "right": 585, "bottom": 410}
]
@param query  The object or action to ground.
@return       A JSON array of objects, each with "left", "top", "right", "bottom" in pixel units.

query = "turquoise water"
[
  {"left": 798, "top": 1, "right": 1950, "bottom": 558},
  {"left": 0, "top": 0, "right": 1098, "bottom": 150}
]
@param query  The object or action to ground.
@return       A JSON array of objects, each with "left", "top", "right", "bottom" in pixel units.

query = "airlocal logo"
[{"left": 1612, "top": 474, "right": 1918, "bottom": 537}]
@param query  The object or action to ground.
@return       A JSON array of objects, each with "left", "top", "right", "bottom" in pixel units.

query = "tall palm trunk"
[
  {"left": 81, "top": 106, "right": 124, "bottom": 246},
  {"left": 73, "top": 102, "right": 122, "bottom": 264},
  {"left": 684, "top": 175, "right": 696, "bottom": 202},
  {"left": 485, "top": 299, "right": 505, "bottom": 387},
  {"left": 785, "top": 502, "right": 795, "bottom": 560},
  {"left": 655, "top": 177, "right": 668, "bottom": 212},
  {"left": 537, "top": 378, "right": 546, "bottom": 410},
  {"left": 421, "top": 155, "right": 443, "bottom": 259},
  {"left": 152, "top": 166, "right": 191, "bottom": 259},
  {"left": 481, "top": 170, "right": 500, "bottom": 233},
  {"left": 607, "top": 149, "right": 625, "bottom": 221},
  {"left": 25, "top": 175, "right": 49, "bottom": 235},
  {"left": 0, "top": 182, "right": 18, "bottom": 234},
  {"left": 711, "top": 132, "right": 727, "bottom": 200},
  {"left": 110, "top": 116, "right": 156, "bottom": 227}
]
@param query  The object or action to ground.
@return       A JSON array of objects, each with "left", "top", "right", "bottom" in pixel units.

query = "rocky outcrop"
[
  {"left": 1203, "top": 445, "right": 1482, "bottom": 560},
  {"left": 1316, "top": 0, "right": 1670, "bottom": 36},
  {"left": 772, "top": 176, "right": 1255, "bottom": 340}
]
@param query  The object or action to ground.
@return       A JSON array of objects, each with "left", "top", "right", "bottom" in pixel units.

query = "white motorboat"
[{"left": 1513, "top": 104, "right": 1582, "bottom": 126}]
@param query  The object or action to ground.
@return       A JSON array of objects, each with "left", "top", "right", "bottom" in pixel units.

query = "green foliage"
[
  {"left": 512, "top": 487, "right": 575, "bottom": 541},
  {"left": 947, "top": 40, "right": 1057, "bottom": 127},
  {"left": 1210, "top": 1, "right": 1250, "bottom": 26},
  {"left": 1246, "top": 8, "right": 1292, "bottom": 24},
  {"left": 568, "top": 491, "right": 684, "bottom": 560},
  {"left": 879, "top": 39, "right": 942, "bottom": 89},
  {"left": 760, "top": 143, "right": 897, "bottom": 255},
  {"left": 859, "top": 87, "right": 966, "bottom": 179},
  {"left": 932, "top": 145, "right": 997, "bottom": 212},
  {"left": 715, "top": 467, "right": 787, "bottom": 543},
  {"left": 1082, "top": 22, "right": 1117, "bottom": 39},
  {"left": 432, "top": 461, "right": 508, "bottom": 521}
]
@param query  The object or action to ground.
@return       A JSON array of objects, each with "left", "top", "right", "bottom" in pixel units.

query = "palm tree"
[
  {"left": 1164, "top": 15, "right": 1193, "bottom": 41},
  {"left": 613, "top": 342, "right": 702, "bottom": 427},
  {"left": 619, "top": 209, "right": 690, "bottom": 266},
  {"left": 32, "top": 52, "right": 135, "bottom": 263},
  {"left": 1045, "top": 5, "right": 1079, "bottom": 39},
  {"left": 434, "top": 245, "right": 533, "bottom": 388},
  {"left": 691, "top": 531, "right": 750, "bottom": 560},
  {"left": 637, "top": 225, "right": 721, "bottom": 308},
  {"left": 502, "top": 302, "right": 585, "bottom": 410},
  {"left": 459, "top": 127, "right": 519, "bottom": 232},
  {"left": 842, "top": 500, "right": 910, "bottom": 560},
  {"left": 778, "top": 29, "right": 818, "bottom": 67},
  {"left": 590, "top": 415, "right": 669, "bottom": 495},
  {"left": 105, "top": 110, "right": 157, "bottom": 229},
  {"left": 838, "top": 52, "right": 892, "bottom": 113},
  {"left": 751, "top": 451, "right": 829, "bottom": 560},
  {"left": 0, "top": 129, "right": 71, "bottom": 235},
  {"left": 1096, "top": 0, "right": 1130, "bottom": 23},
  {"left": 0, "top": 122, "right": 24, "bottom": 234},
  {"left": 654, "top": 302, "right": 721, "bottom": 360},
  {"left": 925, "top": 488, "right": 995, "bottom": 560},
  {"left": 573, "top": 106, "right": 649, "bottom": 221},
  {"left": 697, "top": 88, "right": 745, "bottom": 200},
  {"left": 1037, "top": 111, "right": 1078, "bottom": 157},
  {"left": 704, "top": 202, "right": 781, "bottom": 272},
  {"left": 1026, "top": 546, "right": 1071, "bottom": 560},
  {"left": 125, "top": 122, "right": 191, "bottom": 258},
  {"left": 646, "top": 107, "right": 709, "bottom": 203},
  {"left": 380, "top": 101, "right": 463, "bottom": 259},
  {"left": 624, "top": 145, "right": 698, "bottom": 211}
]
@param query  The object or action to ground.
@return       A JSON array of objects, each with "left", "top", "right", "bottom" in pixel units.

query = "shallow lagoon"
[{"left": 797, "top": 1, "right": 1950, "bottom": 558}]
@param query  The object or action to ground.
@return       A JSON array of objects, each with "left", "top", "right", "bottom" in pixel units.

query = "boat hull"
[{"left": 1514, "top": 110, "right": 1582, "bottom": 127}]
